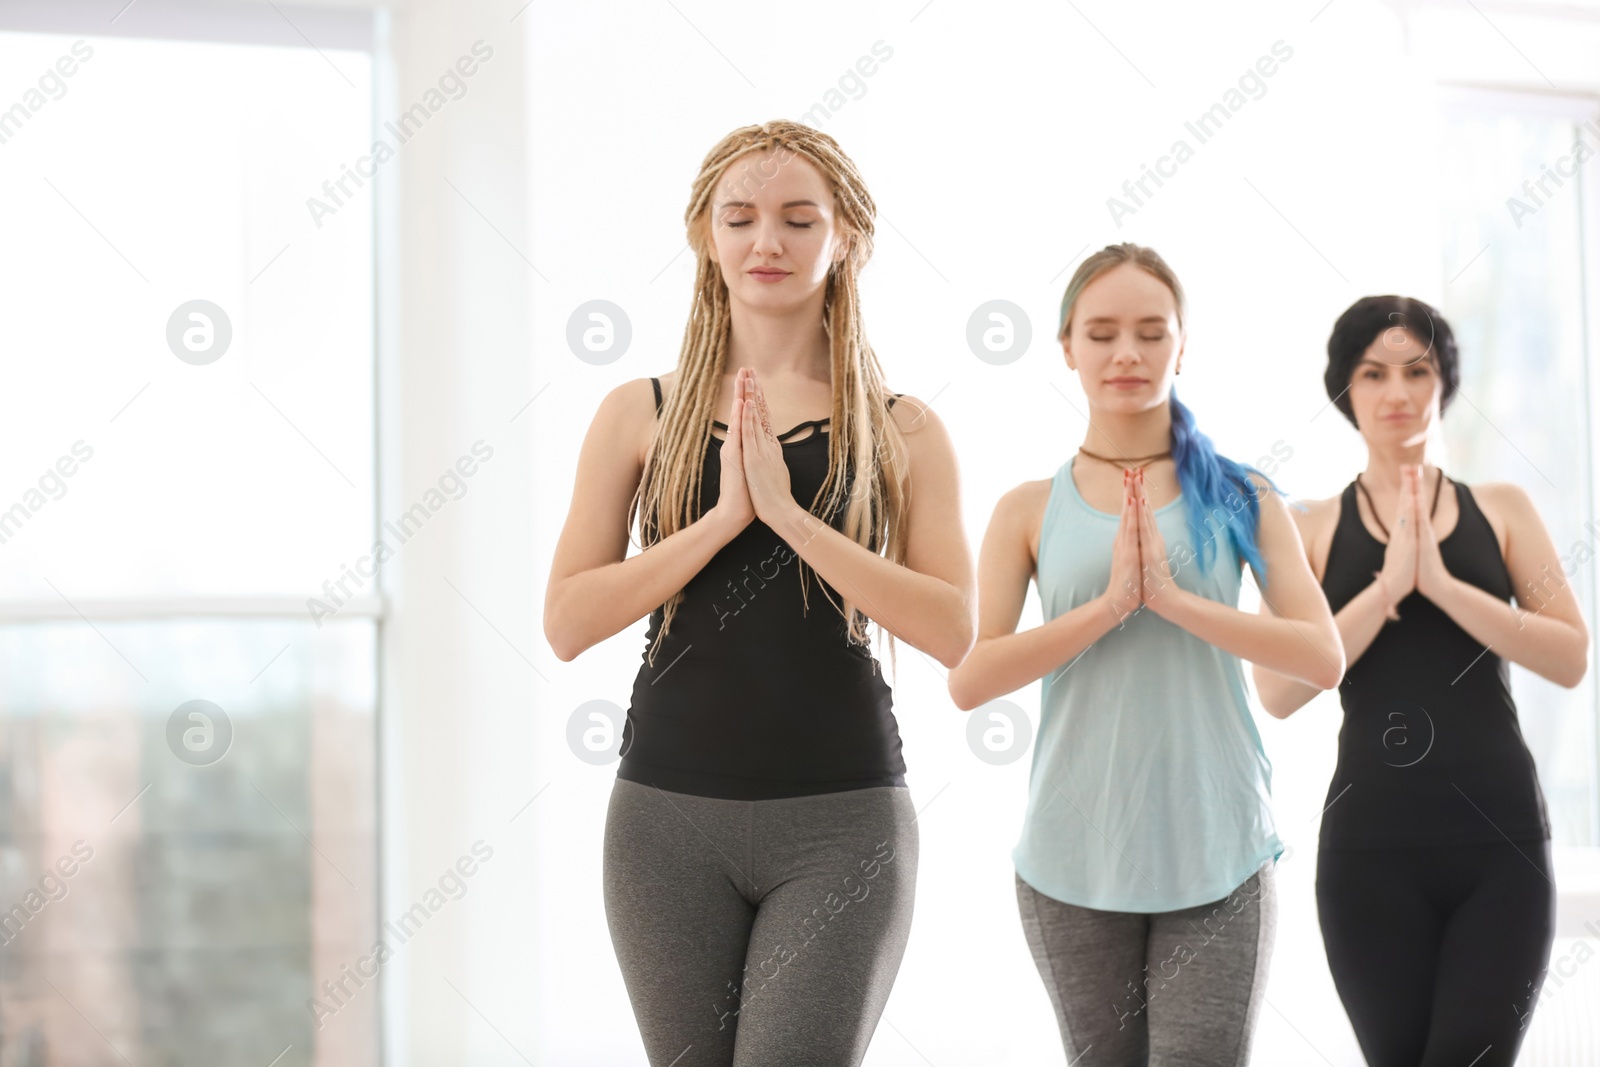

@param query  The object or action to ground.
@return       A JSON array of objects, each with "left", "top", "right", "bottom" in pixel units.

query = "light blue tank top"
[{"left": 1012, "top": 456, "right": 1283, "bottom": 912}]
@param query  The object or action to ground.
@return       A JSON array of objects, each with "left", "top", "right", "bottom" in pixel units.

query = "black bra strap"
[
  {"left": 650, "top": 377, "right": 662, "bottom": 414},
  {"left": 667, "top": 382, "right": 902, "bottom": 428}
]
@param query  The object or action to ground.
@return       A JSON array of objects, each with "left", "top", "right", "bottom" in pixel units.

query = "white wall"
[{"left": 374, "top": 2, "right": 537, "bottom": 1064}]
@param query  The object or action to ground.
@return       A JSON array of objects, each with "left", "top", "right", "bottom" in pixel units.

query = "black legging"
[{"left": 1316, "top": 839, "right": 1555, "bottom": 1066}]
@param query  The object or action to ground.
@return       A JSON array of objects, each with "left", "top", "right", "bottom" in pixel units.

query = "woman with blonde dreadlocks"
[{"left": 544, "top": 121, "right": 976, "bottom": 1066}]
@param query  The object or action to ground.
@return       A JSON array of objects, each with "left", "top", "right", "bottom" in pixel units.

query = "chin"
[{"left": 1098, "top": 391, "right": 1158, "bottom": 411}]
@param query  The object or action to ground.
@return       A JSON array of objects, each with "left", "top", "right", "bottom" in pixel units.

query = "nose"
[
  {"left": 752, "top": 217, "right": 783, "bottom": 258},
  {"left": 1383, "top": 367, "right": 1411, "bottom": 404}
]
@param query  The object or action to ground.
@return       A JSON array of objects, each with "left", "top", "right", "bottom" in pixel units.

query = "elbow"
[
  {"left": 1259, "top": 693, "right": 1296, "bottom": 720},
  {"left": 1568, "top": 629, "right": 1591, "bottom": 687},
  {"left": 541, "top": 589, "right": 584, "bottom": 662},
  {"left": 1313, "top": 635, "right": 1346, "bottom": 692},
  {"left": 949, "top": 689, "right": 981, "bottom": 714},
  {"left": 946, "top": 671, "right": 971, "bottom": 712},
  {"left": 1551, "top": 629, "right": 1589, "bottom": 688},
  {"left": 935, "top": 591, "right": 978, "bottom": 671},
  {"left": 544, "top": 620, "right": 580, "bottom": 663},
  {"left": 946, "top": 663, "right": 983, "bottom": 713},
  {"left": 918, "top": 593, "right": 975, "bottom": 672},
  {"left": 1315, "top": 661, "right": 1345, "bottom": 693},
  {"left": 937, "top": 620, "right": 977, "bottom": 672},
  {"left": 1254, "top": 668, "right": 1330, "bottom": 719}
]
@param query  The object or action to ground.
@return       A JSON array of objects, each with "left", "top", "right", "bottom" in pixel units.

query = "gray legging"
[
  {"left": 1015, "top": 860, "right": 1278, "bottom": 1067},
  {"left": 603, "top": 777, "right": 919, "bottom": 1067}
]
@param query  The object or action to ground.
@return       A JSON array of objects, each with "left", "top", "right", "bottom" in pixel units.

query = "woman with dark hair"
[
  {"left": 1254, "top": 295, "right": 1588, "bottom": 1066},
  {"left": 543, "top": 121, "right": 976, "bottom": 1066},
  {"left": 949, "top": 242, "right": 1342, "bottom": 1065}
]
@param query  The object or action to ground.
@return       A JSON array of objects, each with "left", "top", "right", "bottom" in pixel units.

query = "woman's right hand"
[
  {"left": 1378, "top": 464, "right": 1420, "bottom": 607},
  {"left": 710, "top": 392, "right": 756, "bottom": 533},
  {"left": 1105, "top": 467, "right": 1143, "bottom": 624}
]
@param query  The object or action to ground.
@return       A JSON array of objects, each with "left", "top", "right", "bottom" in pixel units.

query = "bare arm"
[
  {"left": 1252, "top": 582, "right": 1392, "bottom": 719},
  {"left": 763, "top": 397, "right": 976, "bottom": 669},
  {"left": 1149, "top": 473, "right": 1345, "bottom": 704},
  {"left": 1425, "top": 483, "right": 1589, "bottom": 688},
  {"left": 1252, "top": 501, "right": 1392, "bottom": 718},
  {"left": 1255, "top": 481, "right": 1592, "bottom": 715},
  {"left": 946, "top": 482, "right": 1130, "bottom": 712},
  {"left": 543, "top": 380, "right": 744, "bottom": 662}
]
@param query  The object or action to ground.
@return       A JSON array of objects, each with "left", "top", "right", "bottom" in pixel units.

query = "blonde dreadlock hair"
[{"left": 628, "top": 120, "right": 910, "bottom": 675}]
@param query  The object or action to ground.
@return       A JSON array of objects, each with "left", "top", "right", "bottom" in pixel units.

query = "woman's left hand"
[
  {"left": 739, "top": 368, "right": 796, "bottom": 527},
  {"left": 1135, "top": 467, "right": 1182, "bottom": 617}
]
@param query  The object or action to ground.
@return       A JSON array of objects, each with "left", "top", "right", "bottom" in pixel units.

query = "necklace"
[
  {"left": 1355, "top": 467, "right": 1445, "bottom": 541},
  {"left": 1077, "top": 446, "right": 1172, "bottom": 472}
]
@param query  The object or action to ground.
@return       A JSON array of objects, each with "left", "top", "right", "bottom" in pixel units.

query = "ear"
[{"left": 1059, "top": 329, "right": 1074, "bottom": 369}]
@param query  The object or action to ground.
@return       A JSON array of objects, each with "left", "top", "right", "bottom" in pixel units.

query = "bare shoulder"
[
  {"left": 1468, "top": 479, "right": 1534, "bottom": 513},
  {"left": 997, "top": 476, "right": 1053, "bottom": 518},
  {"left": 995, "top": 476, "right": 1054, "bottom": 571},
  {"left": 611, "top": 375, "right": 659, "bottom": 468},
  {"left": 1463, "top": 480, "right": 1528, "bottom": 553},
  {"left": 887, "top": 392, "right": 938, "bottom": 435},
  {"left": 885, "top": 393, "right": 956, "bottom": 471},
  {"left": 1243, "top": 471, "right": 1321, "bottom": 517},
  {"left": 1246, "top": 472, "right": 1339, "bottom": 574},
  {"left": 594, "top": 375, "right": 658, "bottom": 428}
]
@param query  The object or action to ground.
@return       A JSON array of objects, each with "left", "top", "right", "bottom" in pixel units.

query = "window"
[
  {"left": 1438, "top": 84, "right": 1600, "bottom": 846},
  {"left": 0, "top": 20, "right": 380, "bottom": 1065}
]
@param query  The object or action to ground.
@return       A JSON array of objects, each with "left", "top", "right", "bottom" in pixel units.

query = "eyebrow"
[
  {"left": 1082, "top": 316, "right": 1168, "bottom": 325},
  {"left": 1357, "top": 355, "right": 1434, "bottom": 367},
  {"left": 716, "top": 200, "right": 822, "bottom": 210}
]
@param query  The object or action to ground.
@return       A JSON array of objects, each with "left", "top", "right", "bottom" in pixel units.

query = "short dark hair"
[{"left": 1324, "top": 295, "right": 1459, "bottom": 428}]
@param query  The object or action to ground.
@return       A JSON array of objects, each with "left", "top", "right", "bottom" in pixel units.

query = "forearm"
[
  {"left": 1430, "top": 576, "right": 1588, "bottom": 686},
  {"left": 771, "top": 502, "right": 974, "bottom": 667},
  {"left": 1162, "top": 586, "right": 1343, "bottom": 692},
  {"left": 948, "top": 594, "right": 1122, "bottom": 710},
  {"left": 1253, "top": 579, "right": 1386, "bottom": 716},
  {"left": 545, "top": 507, "right": 743, "bottom": 661}
]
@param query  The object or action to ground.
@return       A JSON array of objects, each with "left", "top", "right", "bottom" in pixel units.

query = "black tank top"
[
  {"left": 1317, "top": 477, "right": 1550, "bottom": 847},
  {"left": 615, "top": 377, "right": 908, "bottom": 800}
]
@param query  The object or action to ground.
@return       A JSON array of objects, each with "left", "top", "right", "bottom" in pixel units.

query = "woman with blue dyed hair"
[{"left": 948, "top": 242, "right": 1343, "bottom": 1065}]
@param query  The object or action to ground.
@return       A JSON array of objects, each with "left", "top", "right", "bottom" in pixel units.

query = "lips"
[{"left": 749, "top": 269, "right": 789, "bottom": 277}]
